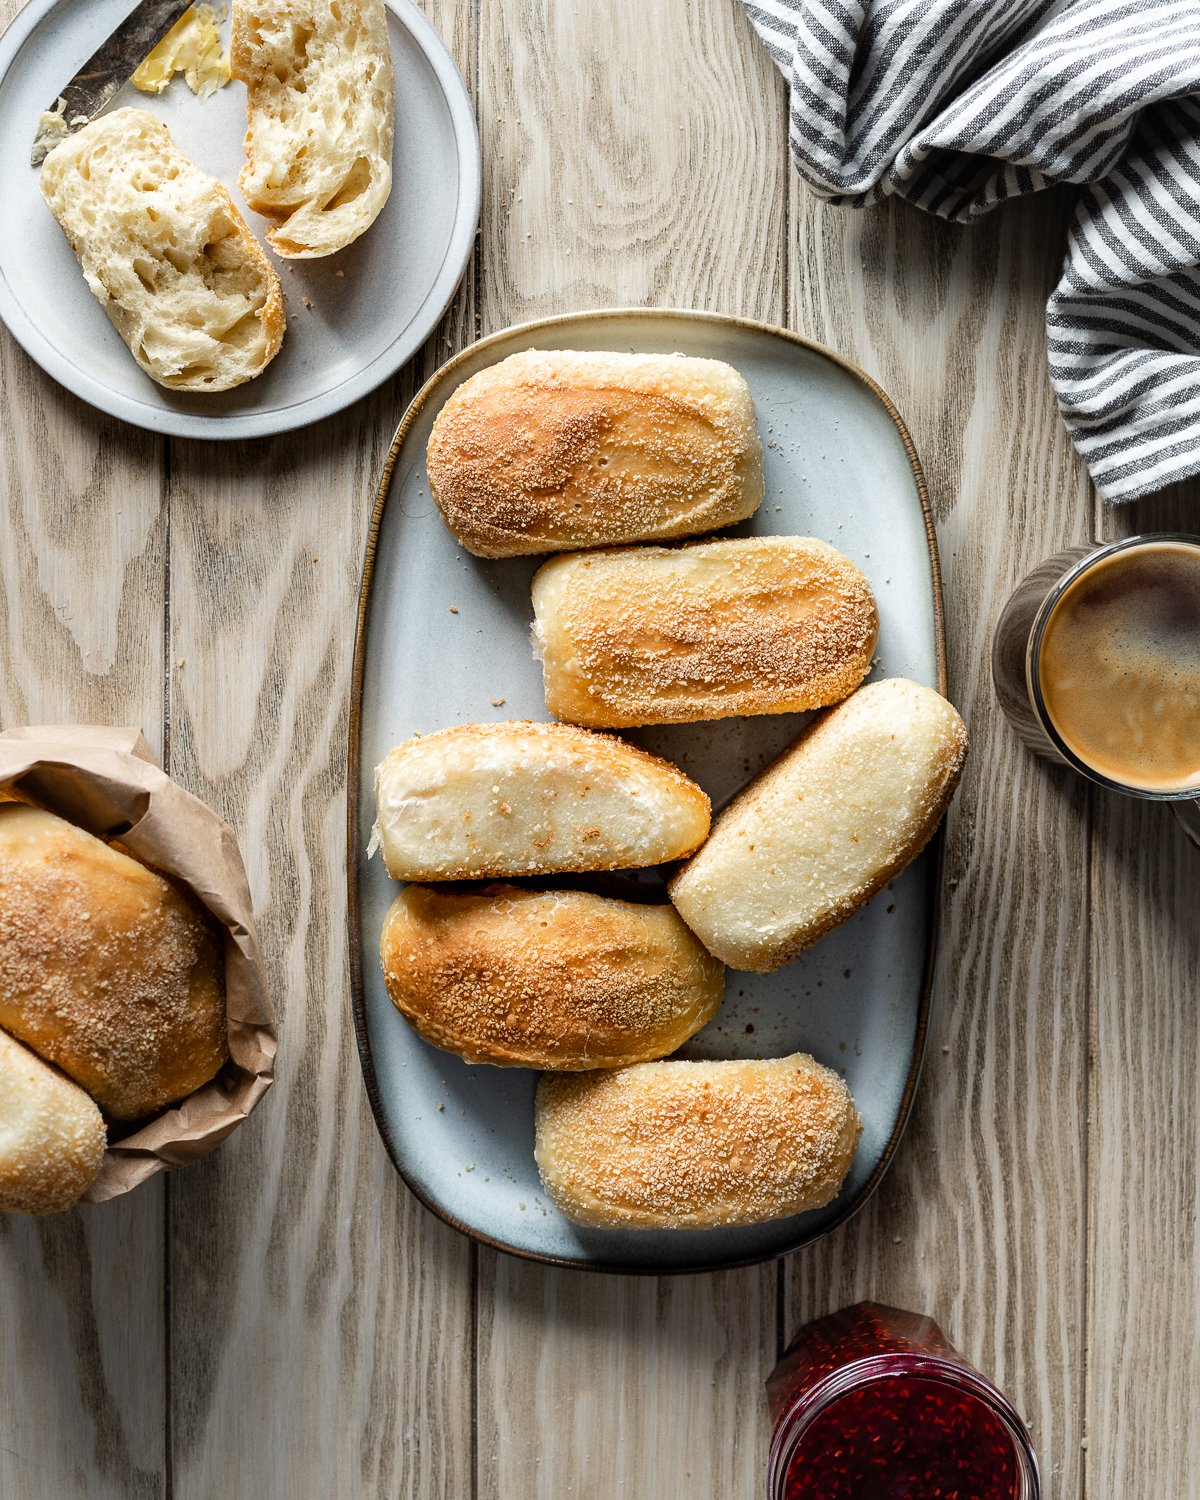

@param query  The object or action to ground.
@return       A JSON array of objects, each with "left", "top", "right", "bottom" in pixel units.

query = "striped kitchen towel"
[{"left": 740, "top": 0, "right": 1200, "bottom": 503}]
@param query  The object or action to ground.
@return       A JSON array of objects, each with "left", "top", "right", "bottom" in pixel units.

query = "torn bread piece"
[
  {"left": 39, "top": 107, "right": 285, "bottom": 391},
  {"left": 232, "top": 0, "right": 395, "bottom": 257}
]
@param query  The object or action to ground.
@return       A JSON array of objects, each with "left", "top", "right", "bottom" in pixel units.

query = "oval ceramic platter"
[
  {"left": 0, "top": 0, "right": 478, "bottom": 438},
  {"left": 349, "top": 308, "right": 947, "bottom": 1274}
]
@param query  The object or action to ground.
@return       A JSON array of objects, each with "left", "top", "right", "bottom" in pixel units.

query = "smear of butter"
[
  {"left": 35, "top": 96, "right": 69, "bottom": 153},
  {"left": 132, "top": 5, "right": 231, "bottom": 99}
]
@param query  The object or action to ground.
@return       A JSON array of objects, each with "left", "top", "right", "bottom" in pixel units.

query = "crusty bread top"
[
  {"left": 427, "top": 350, "right": 765, "bottom": 557},
  {"left": 669, "top": 678, "right": 969, "bottom": 970},
  {"left": 0, "top": 804, "right": 228, "bottom": 1120},
  {"left": 373, "top": 720, "right": 711, "bottom": 880},
  {"left": 535, "top": 1053, "right": 862, "bottom": 1230},
  {"left": 380, "top": 884, "right": 724, "bottom": 1069},
  {"left": 0, "top": 1029, "right": 106, "bottom": 1216},
  {"left": 532, "top": 536, "right": 879, "bottom": 728},
  {"left": 39, "top": 108, "right": 285, "bottom": 391},
  {"left": 232, "top": 0, "right": 395, "bottom": 257}
]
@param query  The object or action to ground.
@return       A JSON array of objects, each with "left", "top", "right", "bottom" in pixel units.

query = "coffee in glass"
[{"left": 992, "top": 534, "right": 1200, "bottom": 845}]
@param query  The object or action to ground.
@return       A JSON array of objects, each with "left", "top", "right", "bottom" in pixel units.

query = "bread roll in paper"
[
  {"left": 669, "top": 678, "right": 968, "bottom": 971},
  {"left": 381, "top": 884, "right": 723, "bottom": 1068},
  {"left": 0, "top": 1029, "right": 106, "bottom": 1216},
  {"left": 0, "top": 804, "right": 228, "bottom": 1119},
  {"left": 373, "top": 721, "right": 710, "bottom": 880},
  {"left": 427, "top": 349, "right": 764, "bottom": 556},
  {"left": 535, "top": 1053, "right": 861, "bottom": 1229},
  {"left": 531, "top": 537, "right": 878, "bottom": 727}
]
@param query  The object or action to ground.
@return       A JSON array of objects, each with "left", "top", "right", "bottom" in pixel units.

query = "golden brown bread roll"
[
  {"left": 380, "top": 884, "right": 723, "bottom": 1068},
  {"left": 531, "top": 536, "right": 878, "bottom": 727},
  {"left": 535, "top": 1053, "right": 861, "bottom": 1229},
  {"left": 0, "top": 1029, "right": 106, "bottom": 1215},
  {"left": 373, "top": 721, "right": 710, "bottom": 880},
  {"left": 670, "top": 678, "right": 968, "bottom": 971},
  {"left": 0, "top": 804, "right": 228, "bottom": 1119},
  {"left": 427, "top": 349, "right": 764, "bottom": 557}
]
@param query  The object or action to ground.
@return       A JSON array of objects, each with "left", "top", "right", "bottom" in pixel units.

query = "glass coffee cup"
[{"left": 992, "top": 533, "right": 1200, "bottom": 847}]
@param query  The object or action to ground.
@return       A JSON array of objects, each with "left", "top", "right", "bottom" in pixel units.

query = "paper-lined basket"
[{"left": 0, "top": 725, "right": 276, "bottom": 1202}]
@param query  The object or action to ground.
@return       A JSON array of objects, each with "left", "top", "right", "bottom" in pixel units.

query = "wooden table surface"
[{"left": 2, "top": 2, "right": 1198, "bottom": 1496}]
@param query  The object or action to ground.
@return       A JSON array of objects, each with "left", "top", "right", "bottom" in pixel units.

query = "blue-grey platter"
[{"left": 348, "top": 308, "right": 947, "bottom": 1273}]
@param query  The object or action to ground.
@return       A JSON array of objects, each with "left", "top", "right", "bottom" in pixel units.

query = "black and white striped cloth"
[{"left": 740, "top": 0, "right": 1200, "bottom": 503}]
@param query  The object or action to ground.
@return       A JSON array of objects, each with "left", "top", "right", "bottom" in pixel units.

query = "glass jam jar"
[{"left": 766, "top": 1303, "right": 1040, "bottom": 1499}]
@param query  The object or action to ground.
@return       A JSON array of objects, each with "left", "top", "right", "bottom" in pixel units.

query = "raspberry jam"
[{"left": 766, "top": 1303, "right": 1039, "bottom": 1499}]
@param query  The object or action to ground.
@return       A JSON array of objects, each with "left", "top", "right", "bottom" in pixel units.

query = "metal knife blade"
[{"left": 31, "top": 0, "right": 194, "bottom": 166}]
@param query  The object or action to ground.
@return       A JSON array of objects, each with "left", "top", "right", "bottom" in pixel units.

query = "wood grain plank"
[
  {"left": 785, "top": 185, "right": 1092, "bottom": 1497},
  {"left": 0, "top": 264, "right": 168, "bottom": 1495},
  {"left": 163, "top": 4, "right": 479, "bottom": 1495},
  {"left": 478, "top": 0, "right": 787, "bottom": 328},
  {"left": 1083, "top": 482, "right": 1200, "bottom": 1495},
  {"left": 474, "top": 6, "right": 785, "bottom": 1499}
]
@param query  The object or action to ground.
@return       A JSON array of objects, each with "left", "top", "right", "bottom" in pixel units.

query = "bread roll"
[
  {"left": 670, "top": 679, "right": 968, "bottom": 971},
  {"left": 0, "top": 1030, "right": 106, "bottom": 1216},
  {"left": 39, "top": 108, "right": 285, "bottom": 391},
  {"left": 232, "top": 0, "right": 395, "bottom": 257},
  {"left": 535, "top": 1053, "right": 861, "bottom": 1229},
  {"left": 531, "top": 537, "right": 878, "bottom": 728},
  {"left": 373, "top": 721, "right": 710, "bottom": 880},
  {"left": 0, "top": 804, "right": 228, "bottom": 1119},
  {"left": 427, "top": 350, "right": 764, "bottom": 557},
  {"left": 381, "top": 884, "right": 723, "bottom": 1068}
]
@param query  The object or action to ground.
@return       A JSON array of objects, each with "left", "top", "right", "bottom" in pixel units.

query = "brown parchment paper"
[{"left": 0, "top": 726, "right": 276, "bottom": 1202}]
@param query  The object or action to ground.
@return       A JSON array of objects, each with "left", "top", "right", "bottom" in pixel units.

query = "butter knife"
[{"left": 31, "top": 0, "right": 194, "bottom": 166}]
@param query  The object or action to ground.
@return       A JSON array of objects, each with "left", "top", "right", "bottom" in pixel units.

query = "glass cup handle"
[{"left": 1172, "top": 800, "right": 1200, "bottom": 849}]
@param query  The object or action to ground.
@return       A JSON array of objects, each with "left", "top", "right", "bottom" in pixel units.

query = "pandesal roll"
[
  {"left": 427, "top": 349, "right": 764, "bottom": 557},
  {"left": 0, "top": 804, "right": 228, "bottom": 1120},
  {"left": 381, "top": 884, "right": 724, "bottom": 1068},
  {"left": 669, "top": 678, "right": 968, "bottom": 971},
  {"left": 531, "top": 537, "right": 878, "bottom": 728},
  {"left": 535, "top": 1053, "right": 861, "bottom": 1230},
  {"left": 373, "top": 721, "right": 710, "bottom": 880},
  {"left": 0, "top": 1029, "right": 106, "bottom": 1215}
]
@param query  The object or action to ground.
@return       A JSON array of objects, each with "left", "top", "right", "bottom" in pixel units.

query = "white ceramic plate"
[
  {"left": 349, "top": 309, "right": 947, "bottom": 1273},
  {"left": 0, "top": 0, "right": 479, "bottom": 438}
]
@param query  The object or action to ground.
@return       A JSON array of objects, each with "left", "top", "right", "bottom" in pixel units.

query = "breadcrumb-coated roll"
[
  {"left": 427, "top": 349, "right": 765, "bottom": 557},
  {"left": 372, "top": 721, "right": 710, "bottom": 880},
  {"left": 535, "top": 1053, "right": 861, "bottom": 1230},
  {"left": 0, "top": 804, "right": 228, "bottom": 1120},
  {"left": 670, "top": 679, "right": 968, "bottom": 971},
  {"left": 531, "top": 537, "right": 878, "bottom": 728},
  {"left": 381, "top": 884, "right": 724, "bottom": 1068},
  {"left": 0, "top": 1030, "right": 106, "bottom": 1215}
]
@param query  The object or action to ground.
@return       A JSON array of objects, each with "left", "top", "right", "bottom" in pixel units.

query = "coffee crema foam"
[{"left": 1037, "top": 541, "right": 1200, "bottom": 793}]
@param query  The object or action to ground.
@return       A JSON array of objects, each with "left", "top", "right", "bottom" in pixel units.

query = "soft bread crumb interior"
[
  {"left": 39, "top": 107, "right": 285, "bottom": 391},
  {"left": 233, "top": 0, "right": 394, "bottom": 257}
]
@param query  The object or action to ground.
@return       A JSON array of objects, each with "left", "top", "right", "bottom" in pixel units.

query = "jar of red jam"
[{"left": 766, "top": 1302, "right": 1040, "bottom": 1499}]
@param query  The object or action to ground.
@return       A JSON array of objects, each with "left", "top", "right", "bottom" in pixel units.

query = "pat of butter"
[
  {"left": 132, "top": 4, "right": 231, "bottom": 99},
  {"left": 35, "top": 98, "right": 69, "bottom": 151}
]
